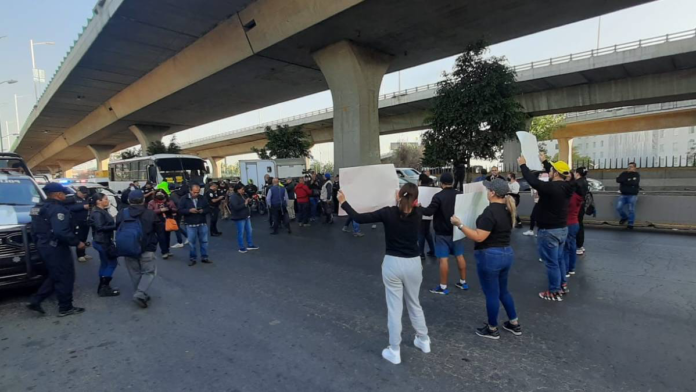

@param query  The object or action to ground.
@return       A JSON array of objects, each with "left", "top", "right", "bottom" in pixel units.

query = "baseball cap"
[
  {"left": 483, "top": 178, "right": 510, "bottom": 197},
  {"left": 440, "top": 172, "right": 454, "bottom": 184},
  {"left": 550, "top": 160, "right": 571, "bottom": 176},
  {"left": 78, "top": 186, "right": 89, "bottom": 194},
  {"left": 43, "top": 183, "right": 68, "bottom": 194},
  {"left": 128, "top": 189, "right": 144, "bottom": 201}
]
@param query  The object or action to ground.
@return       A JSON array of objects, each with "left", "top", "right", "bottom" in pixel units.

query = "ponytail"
[
  {"left": 505, "top": 195, "right": 517, "bottom": 227},
  {"left": 398, "top": 183, "right": 418, "bottom": 217}
]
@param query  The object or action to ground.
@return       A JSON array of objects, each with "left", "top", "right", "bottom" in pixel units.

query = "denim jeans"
[
  {"left": 537, "top": 227, "right": 567, "bottom": 292},
  {"left": 475, "top": 247, "right": 517, "bottom": 327},
  {"left": 310, "top": 197, "right": 319, "bottom": 218},
  {"left": 616, "top": 195, "right": 637, "bottom": 225},
  {"left": 93, "top": 242, "right": 118, "bottom": 278},
  {"left": 565, "top": 223, "right": 580, "bottom": 273},
  {"left": 234, "top": 218, "right": 255, "bottom": 250},
  {"left": 344, "top": 217, "right": 360, "bottom": 233},
  {"left": 186, "top": 224, "right": 209, "bottom": 260}
]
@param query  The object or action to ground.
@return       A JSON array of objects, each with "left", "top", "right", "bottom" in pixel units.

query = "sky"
[{"left": 1, "top": 0, "right": 695, "bottom": 169}]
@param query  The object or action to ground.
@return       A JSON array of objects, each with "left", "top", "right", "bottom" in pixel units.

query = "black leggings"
[
  {"left": 577, "top": 204, "right": 585, "bottom": 248},
  {"left": 529, "top": 204, "right": 539, "bottom": 231}
]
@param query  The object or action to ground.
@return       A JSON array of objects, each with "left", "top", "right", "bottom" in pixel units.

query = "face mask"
[{"left": 156, "top": 194, "right": 165, "bottom": 200}]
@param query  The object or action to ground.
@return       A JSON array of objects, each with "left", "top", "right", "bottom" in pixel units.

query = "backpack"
[
  {"left": 584, "top": 192, "right": 596, "bottom": 216},
  {"left": 115, "top": 208, "right": 143, "bottom": 258}
]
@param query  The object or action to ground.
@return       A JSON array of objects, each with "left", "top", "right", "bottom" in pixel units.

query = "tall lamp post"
[
  {"left": 0, "top": 79, "right": 17, "bottom": 85},
  {"left": 30, "top": 40, "right": 55, "bottom": 102}
]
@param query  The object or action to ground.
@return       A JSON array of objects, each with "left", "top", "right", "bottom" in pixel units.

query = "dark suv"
[{"left": 0, "top": 174, "right": 46, "bottom": 290}]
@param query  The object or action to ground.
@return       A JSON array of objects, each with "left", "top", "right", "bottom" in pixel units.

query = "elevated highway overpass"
[{"left": 13, "top": 0, "right": 651, "bottom": 173}]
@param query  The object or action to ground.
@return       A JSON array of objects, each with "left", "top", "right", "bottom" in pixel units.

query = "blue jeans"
[
  {"left": 186, "top": 224, "right": 209, "bottom": 260},
  {"left": 475, "top": 247, "right": 517, "bottom": 327},
  {"left": 537, "top": 227, "right": 567, "bottom": 292},
  {"left": 234, "top": 218, "right": 255, "bottom": 250},
  {"left": 310, "top": 197, "right": 319, "bottom": 218},
  {"left": 616, "top": 195, "right": 637, "bottom": 225},
  {"left": 344, "top": 217, "right": 361, "bottom": 233},
  {"left": 565, "top": 223, "right": 580, "bottom": 273},
  {"left": 93, "top": 242, "right": 118, "bottom": 278}
]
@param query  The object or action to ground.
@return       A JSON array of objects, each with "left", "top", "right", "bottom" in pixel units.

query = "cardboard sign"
[
  {"left": 418, "top": 186, "right": 441, "bottom": 221},
  {"left": 339, "top": 164, "right": 399, "bottom": 216},
  {"left": 453, "top": 187, "right": 489, "bottom": 241},
  {"left": 516, "top": 131, "right": 544, "bottom": 171}
]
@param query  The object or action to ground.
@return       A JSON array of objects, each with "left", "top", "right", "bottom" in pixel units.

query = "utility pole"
[
  {"left": 14, "top": 94, "right": 20, "bottom": 133},
  {"left": 596, "top": 16, "right": 602, "bottom": 49},
  {"left": 0, "top": 120, "right": 5, "bottom": 152}
]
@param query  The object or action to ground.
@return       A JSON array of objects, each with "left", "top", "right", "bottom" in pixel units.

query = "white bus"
[{"left": 108, "top": 154, "right": 209, "bottom": 193}]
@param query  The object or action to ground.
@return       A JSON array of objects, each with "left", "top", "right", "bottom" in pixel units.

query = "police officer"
[
  {"left": 206, "top": 182, "right": 225, "bottom": 236},
  {"left": 26, "top": 183, "right": 86, "bottom": 317},
  {"left": 66, "top": 185, "right": 92, "bottom": 262}
]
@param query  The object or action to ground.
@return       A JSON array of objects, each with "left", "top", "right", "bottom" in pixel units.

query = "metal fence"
[{"left": 502, "top": 154, "right": 696, "bottom": 172}]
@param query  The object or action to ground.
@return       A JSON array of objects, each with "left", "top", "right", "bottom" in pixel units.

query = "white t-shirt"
[{"left": 509, "top": 181, "right": 520, "bottom": 195}]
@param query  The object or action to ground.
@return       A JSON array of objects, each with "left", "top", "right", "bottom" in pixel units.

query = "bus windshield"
[{"left": 156, "top": 157, "right": 207, "bottom": 185}]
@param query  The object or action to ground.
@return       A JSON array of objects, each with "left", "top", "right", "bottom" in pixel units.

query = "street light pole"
[
  {"left": 14, "top": 94, "right": 20, "bottom": 133},
  {"left": 30, "top": 39, "right": 55, "bottom": 102}
]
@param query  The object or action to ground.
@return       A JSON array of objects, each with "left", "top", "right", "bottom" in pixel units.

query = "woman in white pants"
[{"left": 337, "top": 183, "right": 430, "bottom": 365}]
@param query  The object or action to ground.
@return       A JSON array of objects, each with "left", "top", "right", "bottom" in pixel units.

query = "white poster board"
[
  {"left": 516, "top": 131, "right": 544, "bottom": 171},
  {"left": 339, "top": 164, "right": 399, "bottom": 216},
  {"left": 453, "top": 185, "right": 489, "bottom": 241},
  {"left": 418, "top": 187, "right": 441, "bottom": 221}
]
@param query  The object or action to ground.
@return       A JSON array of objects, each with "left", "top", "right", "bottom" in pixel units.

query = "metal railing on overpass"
[
  {"left": 180, "top": 28, "right": 696, "bottom": 148},
  {"left": 512, "top": 27, "right": 696, "bottom": 72}
]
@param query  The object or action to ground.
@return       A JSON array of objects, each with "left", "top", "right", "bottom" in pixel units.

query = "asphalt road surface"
[{"left": 1, "top": 216, "right": 695, "bottom": 392}]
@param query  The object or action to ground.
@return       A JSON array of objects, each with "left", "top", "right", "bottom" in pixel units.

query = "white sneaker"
[
  {"left": 84, "top": 255, "right": 93, "bottom": 260},
  {"left": 576, "top": 249, "right": 584, "bottom": 255},
  {"left": 184, "top": 240, "right": 189, "bottom": 245},
  {"left": 414, "top": 336, "right": 431, "bottom": 353},
  {"left": 522, "top": 230, "right": 534, "bottom": 236},
  {"left": 77, "top": 257, "right": 87, "bottom": 263},
  {"left": 381, "top": 347, "right": 401, "bottom": 365},
  {"left": 171, "top": 243, "right": 184, "bottom": 249},
  {"left": 342, "top": 226, "right": 350, "bottom": 233}
]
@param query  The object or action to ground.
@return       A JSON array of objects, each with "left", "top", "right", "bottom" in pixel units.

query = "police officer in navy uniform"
[
  {"left": 27, "top": 183, "right": 86, "bottom": 317},
  {"left": 66, "top": 185, "right": 92, "bottom": 263}
]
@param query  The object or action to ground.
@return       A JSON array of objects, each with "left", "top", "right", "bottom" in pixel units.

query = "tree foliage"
[
  {"left": 311, "top": 161, "right": 334, "bottom": 175},
  {"left": 119, "top": 148, "right": 141, "bottom": 160},
  {"left": 146, "top": 138, "right": 182, "bottom": 156},
  {"left": 384, "top": 144, "right": 423, "bottom": 169},
  {"left": 529, "top": 114, "right": 566, "bottom": 141},
  {"left": 251, "top": 125, "right": 312, "bottom": 160},
  {"left": 552, "top": 147, "right": 592, "bottom": 164},
  {"left": 422, "top": 41, "right": 526, "bottom": 173}
]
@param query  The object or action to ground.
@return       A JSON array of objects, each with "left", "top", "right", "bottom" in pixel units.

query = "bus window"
[
  {"left": 109, "top": 167, "right": 115, "bottom": 181},
  {"left": 115, "top": 164, "right": 124, "bottom": 181},
  {"left": 155, "top": 157, "right": 206, "bottom": 186}
]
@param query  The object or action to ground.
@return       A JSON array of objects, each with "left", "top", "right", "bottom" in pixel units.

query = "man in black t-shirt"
[
  {"left": 615, "top": 162, "right": 640, "bottom": 229},
  {"left": 206, "top": 182, "right": 225, "bottom": 236}
]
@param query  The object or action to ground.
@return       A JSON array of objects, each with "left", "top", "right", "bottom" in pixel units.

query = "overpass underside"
[{"left": 15, "top": 0, "right": 651, "bottom": 173}]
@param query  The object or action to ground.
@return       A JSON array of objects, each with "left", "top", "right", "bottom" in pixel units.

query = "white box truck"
[{"left": 239, "top": 158, "right": 309, "bottom": 186}]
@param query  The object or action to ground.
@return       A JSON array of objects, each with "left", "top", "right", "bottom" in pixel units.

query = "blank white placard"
[
  {"left": 339, "top": 164, "right": 399, "bottom": 216},
  {"left": 516, "top": 131, "right": 544, "bottom": 171}
]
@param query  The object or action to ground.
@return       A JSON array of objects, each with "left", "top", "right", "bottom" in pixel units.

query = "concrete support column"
[
  {"left": 557, "top": 137, "right": 574, "bottom": 167},
  {"left": 46, "top": 166, "right": 60, "bottom": 176},
  {"left": 502, "top": 118, "right": 531, "bottom": 172},
  {"left": 210, "top": 157, "right": 224, "bottom": 178},
  {"left": 313, "top": 40, "right": 392, "bottom": 170},
  {"left": 57, "top": 161, "right": 76, "bottom": 178},
  {"left": 128, "top": 124, "right": 169, "bottom": 152},
  {"left": 87, "top": 144, "right": 115, "bottom": 171}
]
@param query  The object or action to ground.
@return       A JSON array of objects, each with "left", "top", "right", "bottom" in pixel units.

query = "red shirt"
[
  {"left": 567, "top": 193, "right": 583, "bottom": 225},
  {"left": 294, "top": 183, "right": 312, "bottom": 203}
]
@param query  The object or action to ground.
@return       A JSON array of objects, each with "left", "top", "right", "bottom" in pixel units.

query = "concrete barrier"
[{"left": 517, "top": 191, "right": 696, "bottom": 227}]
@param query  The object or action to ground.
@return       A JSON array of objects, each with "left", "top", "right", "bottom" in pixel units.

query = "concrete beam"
[
  {"left": 313, "top": 41, "right": 392, "bottom": 170},
  {"left": 518, "top": 68, "right": 696, "bottom": 116},
  {"left": 191, "top": 139, "right": 269, "bottom": 159},
  {"left": 554, "top": 107, "right": 696, "bottom": 139},
  {"left": 87, "top": 144, "right": 116, "bottom": 171},
  {"left": 209, "top": 157, "right": 225, "bottom": 178},
  {"left": 57, "top": 160, "right": 77, "bottom": 178},
  {"left": 129, "top": 125, "right": 169, "bottom": 152}
]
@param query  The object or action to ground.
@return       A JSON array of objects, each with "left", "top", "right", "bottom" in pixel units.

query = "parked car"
[
  {"left": 0, "top": 174, "right": 46, "bottom": 290},
  {"left": 396, "top": 168, "right": 438, "bottom": 186},
  {"left": 65, "top": 182, "right": 120, "bottom": 217},
  {"left": 587, "top": 178, "right": 605, "bottom": 192}
]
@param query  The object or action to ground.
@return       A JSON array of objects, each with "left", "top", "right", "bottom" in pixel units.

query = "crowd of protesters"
[{"left": 26, "top": 156, "right": 639, "bottom": 367}]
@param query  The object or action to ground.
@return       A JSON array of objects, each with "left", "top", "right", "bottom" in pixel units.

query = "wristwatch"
[{"left": 458, "top": 224, "right": 464, "bottom": 230}]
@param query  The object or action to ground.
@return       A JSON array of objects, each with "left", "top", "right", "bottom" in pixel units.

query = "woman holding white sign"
[
  {"left": 337, "top": 183, "right": 431, "bottom": 365},
  {"left": 451, "top": 178, "right": 522, "bottom": 340}
]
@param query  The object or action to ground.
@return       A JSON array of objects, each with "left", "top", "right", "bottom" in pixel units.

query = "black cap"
[{"left": 440, "top": 172, "right": 454, "bottom": 185}]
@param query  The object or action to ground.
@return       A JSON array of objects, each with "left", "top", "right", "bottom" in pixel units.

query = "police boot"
[{"left": 98, "top": 277, "right": 120, "bottom": 297}]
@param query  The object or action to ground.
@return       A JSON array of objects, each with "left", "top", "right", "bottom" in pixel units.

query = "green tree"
[
  {"left": 310, "top": 161, "right": 334, "bottom": 174},
  {"left": 222, "top": 162, "right": 240, "bottom": 177},
  {"left": 146, "top": 137, "right": 182, "bottom": 155},
  {"left": 421, "top": 41, "right": 526, "bottom": 179},
  {"left": 119, "top": 148, "right": 141, "bottom": 160},
  {"left": 251, "top": 125, "right": 312, "bottom": 159},
  {"left": 167, "top": 136, "right": 182, "bottom": 154},
  {"left": 529, "top": 115, "right": 566, "bottom": 141}
]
